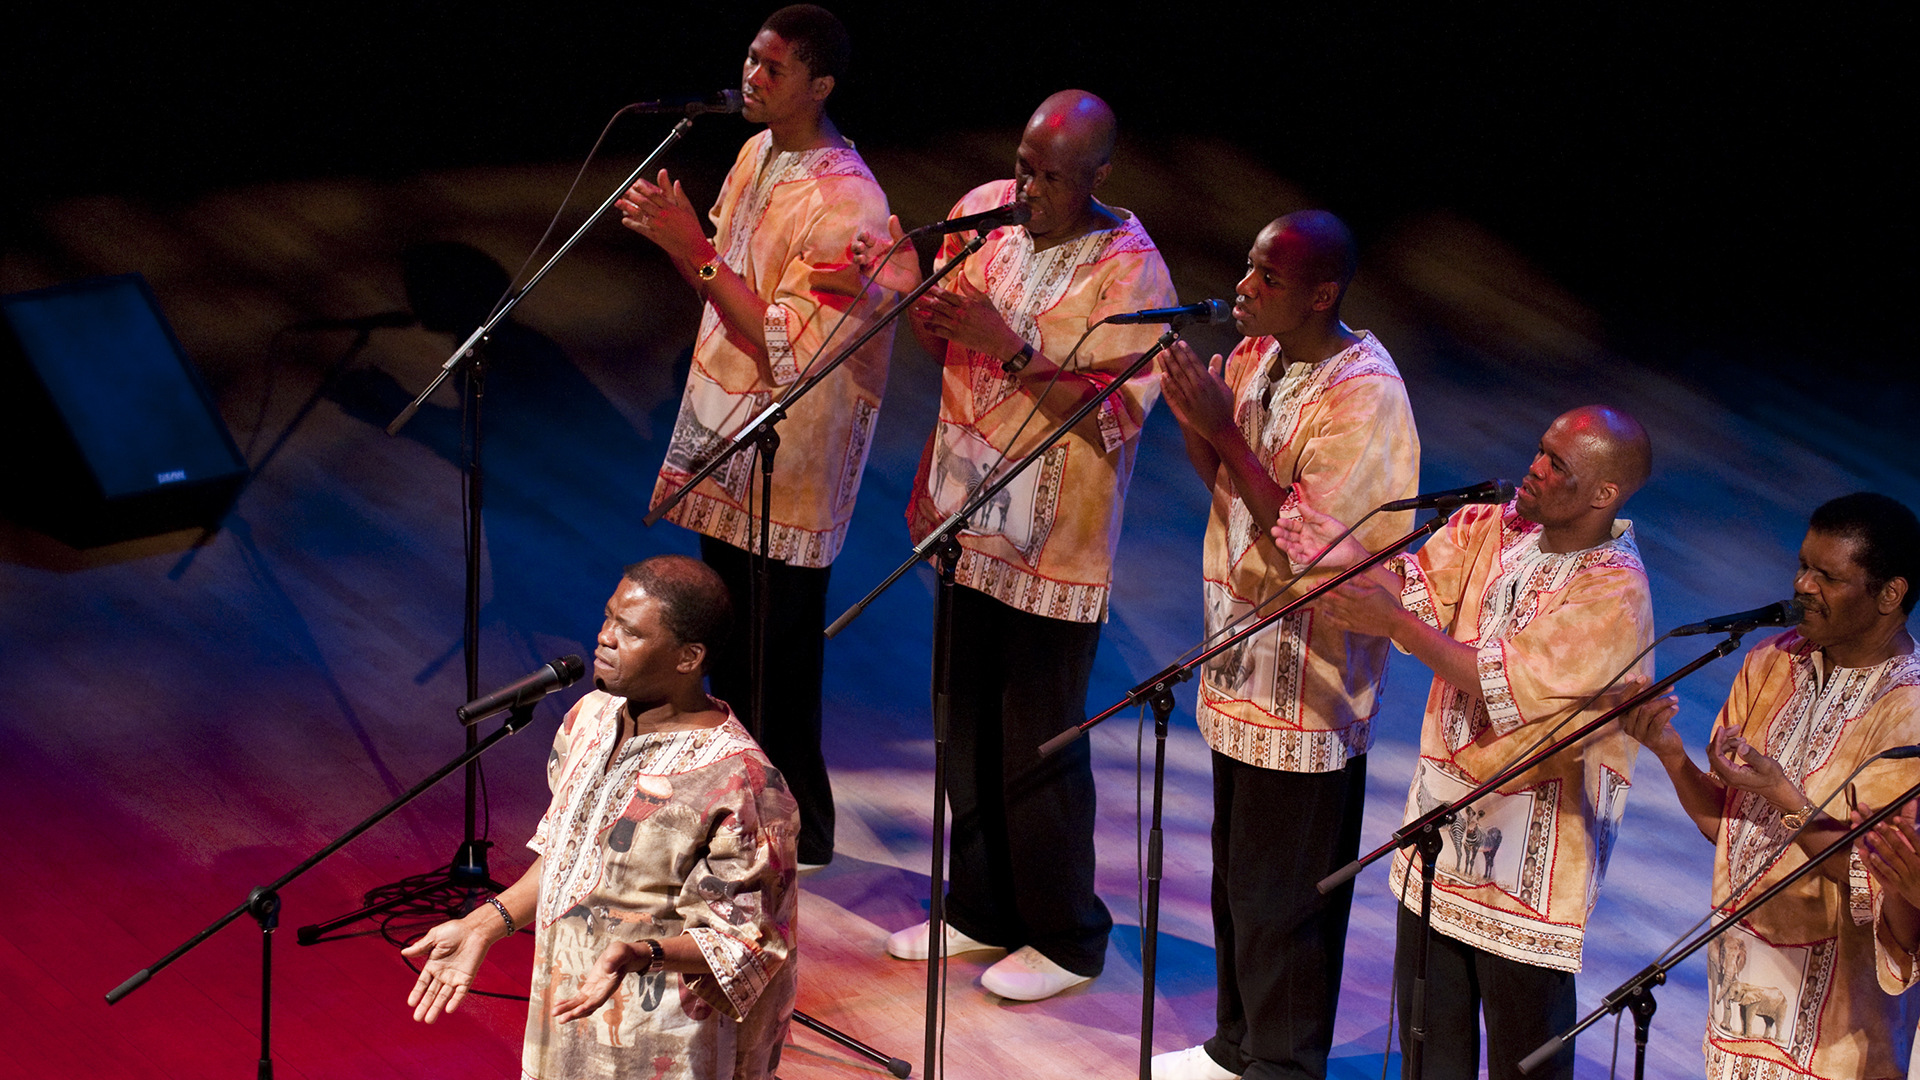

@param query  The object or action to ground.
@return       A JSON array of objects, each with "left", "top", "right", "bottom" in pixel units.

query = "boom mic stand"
[
  {"left": 829, "top": 324, "right": 1188, "bottom": 1080},
  {"left": 1315, "top": 628, "right": 1753, "bottom": 1080},
  {"left": 639, "top": 232, "right": 997, "bottom": 1080},
  {"left": 1518, "top": 778, "right": 1920, "bottom": 1077},
  {"left": 299, "top": 111, "right": 724, "bottom": 945},
  {"left": 1039, "top": 503, "right": 1473, "bottom": 1080},
  {"left": 106, "top": 702, "right": 547, "bottom": 1078}
]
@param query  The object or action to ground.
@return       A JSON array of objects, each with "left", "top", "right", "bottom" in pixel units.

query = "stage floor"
[{"left": 3, "top": 135, "right": 1914, "bottom": 1078}]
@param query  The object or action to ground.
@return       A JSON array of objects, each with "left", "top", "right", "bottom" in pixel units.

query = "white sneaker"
[
  {"left": 884, "top": 920, "right": 1005, "bottom": 961},
  {"left": 1150, "top": 1046, "right": 1240, "bottom": 1080},
  {"left": 979, "top": 945, "right": 1092, "bottom": 1001}
]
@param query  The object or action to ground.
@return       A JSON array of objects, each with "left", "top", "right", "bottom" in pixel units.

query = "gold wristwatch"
[
  {"left": 696, "top": 258, "right": 721, "bottom": 284},
  {"left": 1780, "top": 803, "right": 1817, "bottom": 830}
]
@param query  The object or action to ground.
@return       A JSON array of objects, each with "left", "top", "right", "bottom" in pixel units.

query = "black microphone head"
[
  {"left": 699, "top": 90, "right": 744, "bottom": 115},
  {"left": 995, "top": 202, "right": 1033, "bottom": 228},
  {"left": 1777, "top": 598, "right": 1806, "bottom": 627},
  {"left": 1490, "top": 479, "right": 1518, "bottom": 503},
  {"left": 555, "top": 655, "right": 586, "bottom": 683},
  {"left": 1200, "top": 298, "right": 1232, "bottom": 325}
]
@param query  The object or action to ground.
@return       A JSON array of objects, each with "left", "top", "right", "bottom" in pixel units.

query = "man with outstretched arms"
[
  {"left": 1275, "top": 405, "right": 1655, "bottom": 1079},
  {"left": 859, "top": 89, "right": 1176, "bottom": 1001},
  {"left": 619, "top": 4, "right": 893, "bottom": 871},
  {"left": 1150, "top": 210, "right": 1420, "bottom": 1080},
  {"left": 403, "top": 556, "right": 799, "bottom": 1080},
  {"left": 1622, "top": 492, "right": 1920, "bottom": 1079}
]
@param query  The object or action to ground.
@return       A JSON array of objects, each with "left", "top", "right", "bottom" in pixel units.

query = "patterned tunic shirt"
[
  {"left": 1386, "top": 502, "right": 1652, "bottom": 972},
  {"left": 1197, "top": 332, "right": 1420, "bottom": 772},
  {"left": 651, "top": 130, "right": 895, "bottom": 568},
  {"left": 1704, "top": 634, "right": 1920, "bottom": 1080},
  {"left": 522, "top": 693, "right": 799, "bottom": 1080},
  {"left": 905, "top": 179, "right": 1177, "bottom": 623}
]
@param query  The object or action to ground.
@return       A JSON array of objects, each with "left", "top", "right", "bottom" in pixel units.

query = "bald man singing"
[
  {"left": 872, "top": 89, "right": 1177, "bottom": 1001},
  {"left": 1275, "top": 406, "right": 1656, "bottom": 1080}
]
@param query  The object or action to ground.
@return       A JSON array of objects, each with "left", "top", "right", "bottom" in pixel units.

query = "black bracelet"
[
  {"left": 636, "top": 938, "right": 666, "bottom": 975},
  {"left": 1002, "top": 341, "right": 1035, "bottom": 375},
  {"left": 483, "top": 896, "right": 515, "bottom": 936}
]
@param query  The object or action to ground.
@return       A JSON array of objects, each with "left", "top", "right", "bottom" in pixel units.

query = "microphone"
[
  {"left": 457, "top": 656, "right": 586, "bottom": 725},
  {"left": 627, "top": 90, "right": 744, "bottom": 116},
  {"left": 289, "top": 311, "right": 417, "bottom": 332},
  {"left": 1380, "top": 479, "right": 1517, "bottom": 513},
  {"left": 1670, "top": 600, "right": 1804, "bottom": 638},
  {"left": 1104, "top": 299, "right": 1233, "bottom": 327},
  {"left": 1879, "top": 745, "right": 1920, "bottom": 760},
  {"left": 912, "top": 202, "right": 1032, "bottom": 237}
]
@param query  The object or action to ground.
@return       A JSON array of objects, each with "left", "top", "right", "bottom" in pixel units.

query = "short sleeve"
[
  {"left": 1477, "top": 566, "right": 1652, "bottom": 736},
  {"left": 676, "top": 754, "right": 800, "bottom": 1021}
]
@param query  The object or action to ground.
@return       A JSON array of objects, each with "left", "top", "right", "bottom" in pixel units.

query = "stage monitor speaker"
[{"left": 0, "top": 273, "right": 248, "bottom": 547}]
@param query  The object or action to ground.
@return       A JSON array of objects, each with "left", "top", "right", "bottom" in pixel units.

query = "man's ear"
[
  {"left": 811, "top": 74, "right": 835, "bottom": 103},
  {"left": 678, "top": 642, "right": 707, "bottom": 675},
  {"left": 1589, "top": 480, "right": 1621, "bottom": 512},
  {"left": 1310, "top": 281, "right": 1341, "bottom": 313},
  {"left": 1878, "top": 576, "right": 1909, "bottom": 617},
  {"left": 1091, "top": 161, "right": 1112, "bottom": 191}
]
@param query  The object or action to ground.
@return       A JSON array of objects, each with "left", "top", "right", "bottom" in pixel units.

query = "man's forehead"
[
  {"left": 1801, "top": 528, "right": 1866, "bottom": 569},
  {"left": 607, "top": 580, "right": 657, "bottom": 617},
  {"left": 749, "top": 29, "right": 793, "bottom": 60}
]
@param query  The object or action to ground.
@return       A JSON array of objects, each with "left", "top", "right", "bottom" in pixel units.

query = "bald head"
[
  {"left": 1557, "top": 405, "right": 1652, "bottom": 501},
  {"left": 1025, "top": 89, "right": 1116, "bottom": 173},
  {"left": 1269, "top": 210, "right": 1359, "bottom": 296}
]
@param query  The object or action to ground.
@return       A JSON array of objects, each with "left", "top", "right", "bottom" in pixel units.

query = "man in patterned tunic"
[
  {"left": 402, "top": 556, "right": 800, "bottom": 1080},
  {"left": 1148, "top": 211, "right": 1420, "bottom": 1080},
  {"left": 872, "top": 89, "right": 1177, "bottom": 1001},
  {"left": 618, "top": 4, "right": 892, "bottom": 870},
  {"left": 1623, "top": 492, "right": 1920, "bottom": 1079},
  {"left": 1275, "top": 405, "right": 1655, "bottom": 1079}
]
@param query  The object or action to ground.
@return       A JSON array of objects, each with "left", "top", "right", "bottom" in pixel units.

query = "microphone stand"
[
  {"left": 308, "top": 112, "right": 722, "bottom": 945},
  {"left": 1314, "top": 629, "right": 1753, "bottom": 1080},
  {"left": 1518, "top": 779, "right": 1920, "bottom": 1077},
  {"left": 1038, "top": 506, "right": 1470, "bottom": 1080},
  {"left": 105, "top": 703, "right": 544, "bottom": 1078},
  {"left": 643, "top": 224, "right": 989, "bottom": 1080},
  {"left": 647, "top": 228, "right": 995, "bottom": 743},
  {"left": 828, "top": 325, "right": 1187, "bottom": 1080}
]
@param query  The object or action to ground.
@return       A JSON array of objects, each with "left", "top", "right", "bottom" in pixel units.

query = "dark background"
[{"left": 5, "top": 3, "right": 1912, "bottom": 418}]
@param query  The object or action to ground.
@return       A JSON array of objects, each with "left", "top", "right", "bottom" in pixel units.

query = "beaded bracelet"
[{"left": 483, "top": 896, "right": 515, "bottom": 935}]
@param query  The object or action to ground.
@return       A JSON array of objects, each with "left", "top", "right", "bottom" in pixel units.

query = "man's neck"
[
  {"left": 620, "top": 692, "right": 724, "bottom": 737},
  {"left": 768, "top": 110, "right": 841, "bottom": 154},
  {"left": 1273, "top": 321, "right": 1361, "bottom": 367},
  {"left": 1536, "top": 517, "right": 1615, "bottom": 555},
  {"left": 1822, "top": 624, "right": 1915, "bottom": 669},
  {"left": 1030, "top": 199, "right": 1117, "bottom": 252}
]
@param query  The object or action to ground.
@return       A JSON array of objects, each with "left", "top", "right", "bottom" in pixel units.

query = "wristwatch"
[
  {"left": 696, "top": 258, "right": 721, "bottom": 284},
  {"left": 635, "top": 938, "right": 666, "bottom": 975},
  {"left": 1780, "top": 803, "right": 1817, "bottom": 830},
  {"left": 1002, "top": 341, "right": 1035, "bottom": 375}
]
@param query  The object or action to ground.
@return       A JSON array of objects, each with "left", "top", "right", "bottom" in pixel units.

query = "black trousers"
[
  {"left": 941, "top": 585, "right": 1111, "bottom": 977},
  {"left": 1204, "top": 753, "right": 1368, "bottom": 1080},
  {"left": 699, "top": 535, "right": 835, "bottom": 865},
  {"left": 1393, "top": 903, "right": 1576, "bottom": 1080}
]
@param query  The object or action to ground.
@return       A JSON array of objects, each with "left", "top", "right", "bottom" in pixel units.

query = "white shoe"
[
  {"left": 979, "top": 945, "right": 1092, "bottom": 1001},
  {"left": 1150, "top": 1046, "right": 1240, "bottom": 1080},
  {"left": 884, "top": 920, "right": 1005, "bottom": 961}
]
